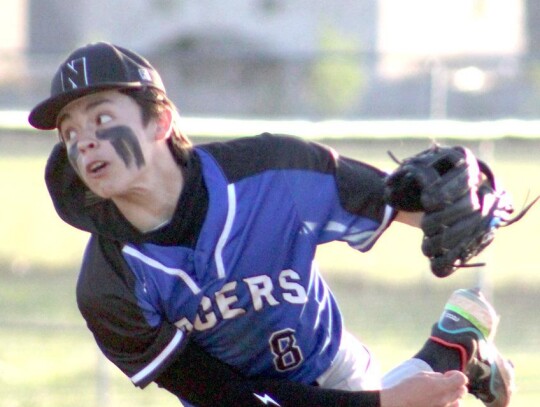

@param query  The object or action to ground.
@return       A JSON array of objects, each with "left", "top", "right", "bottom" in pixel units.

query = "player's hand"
[{"left": 380, "top": 370, "right": 468, "bottom": 407}]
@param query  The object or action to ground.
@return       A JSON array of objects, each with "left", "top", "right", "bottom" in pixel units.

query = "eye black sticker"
[{"left": 97, "top": 126, "right": 145, "bottom": 168}]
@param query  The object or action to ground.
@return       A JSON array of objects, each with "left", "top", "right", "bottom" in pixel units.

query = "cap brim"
[{"left": 28, "top": 83, "right": 144, "bottom": 130}]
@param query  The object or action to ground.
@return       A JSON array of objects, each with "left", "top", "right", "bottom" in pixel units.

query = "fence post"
[
  {"left": 478, "top": 139, "right": 496, "bottom": 302},
  {"left": 96, "top": 347, "right": 110, "bottom": 407}
]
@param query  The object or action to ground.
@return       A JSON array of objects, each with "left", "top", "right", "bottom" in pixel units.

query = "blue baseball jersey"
[{"left": 45, "top": 133, "right": 394, "bottom": 393}]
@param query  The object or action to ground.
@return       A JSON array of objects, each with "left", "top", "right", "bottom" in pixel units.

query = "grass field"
[{"left": 1, "top": 132, "right": 539, "bottom": 406}]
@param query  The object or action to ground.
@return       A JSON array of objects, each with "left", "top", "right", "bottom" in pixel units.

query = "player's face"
[{"left": 57, "top": 90, "right": 158, "bottom": 199}]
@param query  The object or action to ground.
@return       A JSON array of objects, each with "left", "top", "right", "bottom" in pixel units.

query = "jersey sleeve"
[
  {"left": 76, "top": 235, "right": 186, "bottom": 388},
  {"left": 255, "top": 134, "right": 396, "bottom": 251},
  {"left": 202, "top": 133, "right": 396, "bottom": 252},
  {"left": 321, "top": 151, "right": 397, "bottom": 251},
  {"left": 156, "top": 340, "right": 381, "bottom": 407}
]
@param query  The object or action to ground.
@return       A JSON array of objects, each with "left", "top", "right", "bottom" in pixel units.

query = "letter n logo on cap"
[{"left": 61, "top": 57, "right": 89, "bottom": 91}]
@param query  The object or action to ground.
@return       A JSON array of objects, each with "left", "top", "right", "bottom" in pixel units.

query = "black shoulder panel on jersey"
[
  {"left": 199, "top": 133, "right": 388, "bottom": 219},
  {"left": 198, "top": 133, "right": 336, "bottom": 183},
  {"left": 335, "top": 155, "right": 388, "bottom": 219},
  {"left": 77, "top": 236, "right": 186, "bottom": 387}
]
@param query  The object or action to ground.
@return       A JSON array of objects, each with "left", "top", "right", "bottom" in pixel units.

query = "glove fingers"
[
  {"left": 427, "top": 237, "right": 476, "bottom": 277},
  {"left": 421, "top": 166, "right": 480, "bottom": 211},
  {"left": 421, "top": 194, "right": 479, "bottom": 236},
  {"left": 422, "top": 212, "right": 479, "bottom": 257},
  {"left": 430, "top": 257, "right": 457, "bottom": 278},
  {"left": 385, "top": 145, "right": 482, "bottom": 213}
]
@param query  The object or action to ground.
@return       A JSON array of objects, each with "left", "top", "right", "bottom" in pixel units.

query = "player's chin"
[
  {"left": 81, "top": 168, "right": 122, "bottom": 198},
  {"left": 83, "top": 178, "right": 119, "bottom": 200}
]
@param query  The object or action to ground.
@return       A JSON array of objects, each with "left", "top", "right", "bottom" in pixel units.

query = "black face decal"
[{"left": 96, "top": 125, "right": 145, "bottom": 169}]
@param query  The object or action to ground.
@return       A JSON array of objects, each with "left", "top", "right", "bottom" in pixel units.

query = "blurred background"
[
  {"left": 3, "top": 0, "right": 540, "bottom": 120},
  {"left": 1, "top": 1, "right": 539, "bottom": 406}
]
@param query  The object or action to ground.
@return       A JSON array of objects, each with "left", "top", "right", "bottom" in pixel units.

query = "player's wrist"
[{"left": 379, "top": 387, "right": 401, "bottom": 407}]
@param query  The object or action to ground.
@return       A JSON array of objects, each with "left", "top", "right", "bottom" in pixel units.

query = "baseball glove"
[{"left": 384, "top": 144, "right": 538, "bottom": 278}]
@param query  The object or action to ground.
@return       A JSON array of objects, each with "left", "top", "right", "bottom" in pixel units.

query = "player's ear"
[{"left": 154, "top": 108, "right": 173, "bottom": 141}]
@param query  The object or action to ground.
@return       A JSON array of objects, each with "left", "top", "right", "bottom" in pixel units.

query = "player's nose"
[{"left": 77, "top": 129, "right": 100, "bottom": 152}]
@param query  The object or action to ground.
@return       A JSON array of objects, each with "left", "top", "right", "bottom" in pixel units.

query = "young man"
[{"left": 28, "top": 42, "right": 513, "bottom": 406}]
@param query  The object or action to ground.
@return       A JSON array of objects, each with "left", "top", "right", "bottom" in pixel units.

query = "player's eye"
[
  {"left": 62, "top": 129, "right": 78, "bottom": 143},
  {"left": 96, "top": 114, "right": 112, "bottom": 126}
]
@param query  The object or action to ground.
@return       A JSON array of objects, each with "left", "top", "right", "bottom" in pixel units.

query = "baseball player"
[{"left": 28, "top": 42, "right": 514, "bottom": 406}]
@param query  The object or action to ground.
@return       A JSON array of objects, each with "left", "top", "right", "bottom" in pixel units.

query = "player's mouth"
[{"left": 85, "top": 161, "right": 109, "bottom": 177}]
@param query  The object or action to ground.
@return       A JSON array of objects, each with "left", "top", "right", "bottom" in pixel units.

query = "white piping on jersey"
[
  {"left": 350, "top": 205, "right": 394, "bottom": 251},
  {"left": 130, "top": 329, "right": 184, "bottom": 386},
  {"left": 215, "top": 184, "right": 236, "bottom": 279},
  {"left": 324, "top": 221, "right": 347, "bottom": 233},
  {"left": 122, "top": 245, "right": 201, "bottom": 295},
  {"left": 301, "top": 221, "right": 317, "bottom": 234},
  {"left": 304, "top": 207, "right": 394, "bottom": 250}
]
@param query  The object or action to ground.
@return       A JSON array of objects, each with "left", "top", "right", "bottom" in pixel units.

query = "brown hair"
[{"left": 120, "top": 87, "right": 192, "bottom": 165}]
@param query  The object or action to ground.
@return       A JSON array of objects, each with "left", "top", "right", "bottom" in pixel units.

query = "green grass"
[
  {"left": 0, "top": 270, "right": 181, "bottom": 407},
  {"left": 1, "top": 134, "right": 539, "bottom": 406}
]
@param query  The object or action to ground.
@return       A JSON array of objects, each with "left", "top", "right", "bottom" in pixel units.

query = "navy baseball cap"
[{"left": 29, "top": 42, "right": 166, "bottom": 130}]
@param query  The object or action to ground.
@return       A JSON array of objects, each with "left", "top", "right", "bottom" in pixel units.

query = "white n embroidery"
[
  {"left": 61, "top": 57, "right": 89, "bottom": 90},
  {"left": 138, "top": 68, "right": 151, "bottom": 81}
]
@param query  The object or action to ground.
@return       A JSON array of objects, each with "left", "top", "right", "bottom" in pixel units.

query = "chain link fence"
[{"left": 4, "top": 48, "right": 540, "bottom": 121}]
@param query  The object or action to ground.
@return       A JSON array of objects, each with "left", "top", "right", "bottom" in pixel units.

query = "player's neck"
[{"left": 113, "top": 152, "right": 184, "bottom": 233}]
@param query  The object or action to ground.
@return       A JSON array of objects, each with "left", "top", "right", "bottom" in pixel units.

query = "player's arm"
[
  {"left": 155, "top": 339, "right": 381, "bottom": 406},
  {"left": 325, "top": 145, "right": 423, "bottom": 229},
  {"left": 394, "top": 210, "right": 422, "bottom": 227},
  {"left": 155, "top": 341, "right": 467, "bottom": 407}
]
